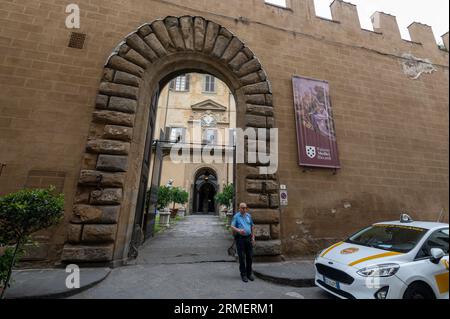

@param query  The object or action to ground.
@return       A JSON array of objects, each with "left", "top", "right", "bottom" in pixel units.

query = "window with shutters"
[
  {"left": 204, "top": 75, "right": 216, "bottom": 93},
  {"left": 169, "top": 74, "right": 190, "bottom": 92}
]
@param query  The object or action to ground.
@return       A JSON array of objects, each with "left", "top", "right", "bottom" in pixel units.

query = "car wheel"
[{"left": 403, "top": 283, "right": 436, "bottom": 300}]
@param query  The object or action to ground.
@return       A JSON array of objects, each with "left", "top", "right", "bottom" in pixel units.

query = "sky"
[{"left": 266, "top": 0, "right": 449, "bottom": 43}]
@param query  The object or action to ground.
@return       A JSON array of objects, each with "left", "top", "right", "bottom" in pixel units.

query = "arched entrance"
[
  {"left": 193, "top": 168, "right": 218, "bottom": 214},
  {"left": 62, "top": 16, "right": 281, "bottom": 265}
]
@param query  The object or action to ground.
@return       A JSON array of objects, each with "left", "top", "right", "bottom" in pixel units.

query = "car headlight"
[{"left": 357, "top": 264, "right": 400, "bottom": 277}]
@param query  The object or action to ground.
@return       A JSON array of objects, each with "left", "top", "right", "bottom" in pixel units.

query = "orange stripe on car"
[
  {"left": 321, "top": 242, "right": 344, "bottom": 257},
  {"left": 348, "top": 252, "right": 403, "bottom": 267},
  {"left": 435, "top": 272, "right": 449, "bottom": 294}
]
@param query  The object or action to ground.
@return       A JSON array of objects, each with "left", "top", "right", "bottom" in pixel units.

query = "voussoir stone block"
[
  {"left": 67, "top": 224, "right": 83, "bottom": 243},
  {"left": 99, "top": 96, "right": 137, "bottom": 114},
  {"left": 114, "top": 71, "right": 140, "bottom": 87},
  {"left": 126, "top": 33, "right": 158, "bottom": 62},
  {"left": 246, "top": 114, "right": 267, "bottom": 128},
  {"left": 194, "top": 17, "right": 206, "bottom": 51},
  {"left": 103, "top": 125, "right": 133, "bottom": 142},
  {"left": 61, "top": 244, "right": 114, "bottom": 262},
  {"left": 236, "top": 58, "right": 261, "bottom": 77},
  {"left": 242, "top": 193, "right": 269, "bottom": 208},
  {"left": 246, "top": 104, "right": 274, "bottom": 116},
  {"left": 93, "top": 110, "right": 135, "bottom": 127},
  {"left": 151, "top": 20, "right": 174, "bottom": 51},
  {"left": 271, "top": 223, "right": 280, "bottom": 240},
  {"left": 72, "top": 205, "right": 120, "bottom": 224},
  {"left": 251, "top": 209, "right": 280, "bottom": 224},
  {"left": 96, "top": 155, "right": 128, "bottom": 172},
  {"left": 107, "top": 55, "right": 144, "bottom": 78},
  {"left": 204, "top": 22, "right": 220, "bottom": 53},
  {"left": 243, "top": 82, "right": 271, "bottom": 95},
  {"left": 246, "top": 180, "right": 278, "bottom": 193},
  {"left": 254, "top": 240, "right": 281, "bottom": 256},
  {"left": 144, "top": 33, "right": 167, "bottom": 57},
  {"left": 79, "top": 170, "right": 125, "bottom": 188},
  {"left": 180, "top": 16, "right": 194, "bottom": 51},
  {"left": 165, "top": 17, "right": 185, "bottom": 51},
  {"left": 82, "top": 224, "right": 118, "bottom": 243},
  {"left": 254, "top": 224, "right": 271, "bottom": 240},
  {"left": 86, "top": 139, "right": 130, "bottom": 155},
  {"left": 90, "top": 188, "right": 123, "bottom": 205},
  {"left": 99, "top": 82, "right": 139, "bottom": 100},
  {"left": 221, "top": 37, "right": 244, "bottom": 62}
]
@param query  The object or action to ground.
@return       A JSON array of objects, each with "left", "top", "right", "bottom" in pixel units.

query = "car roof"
[{"left": 373, "top": 220, "right": 449, "bottom": 230}]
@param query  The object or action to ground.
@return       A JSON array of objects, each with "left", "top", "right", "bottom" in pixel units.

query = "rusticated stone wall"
[{"left": 0, "top": 0, "right": 448, "bottom": 265}]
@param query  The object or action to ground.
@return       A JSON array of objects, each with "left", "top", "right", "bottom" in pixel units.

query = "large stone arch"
[{"left": 61, "top": 16, "right": 281, "bottom": 265}]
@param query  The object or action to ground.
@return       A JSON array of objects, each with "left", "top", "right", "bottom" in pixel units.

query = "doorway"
[{"left": 193, "top": 168, "right": 218, "bottom": 214}]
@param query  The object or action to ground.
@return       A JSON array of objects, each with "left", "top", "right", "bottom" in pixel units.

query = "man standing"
[{"left": 231, "top": 203, "right": 256, "bottom": 283}]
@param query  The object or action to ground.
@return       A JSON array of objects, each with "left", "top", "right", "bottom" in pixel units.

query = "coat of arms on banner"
[{"left": 306, "top": 146, "right": 316, "bottom": 159}]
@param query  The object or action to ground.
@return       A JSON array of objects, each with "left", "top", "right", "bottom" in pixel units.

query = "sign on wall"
[{"left": 292, "top": 76, "right": 340, "bottom": 169}]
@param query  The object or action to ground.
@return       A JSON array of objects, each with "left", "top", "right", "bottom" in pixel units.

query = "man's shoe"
[
  {"left": 241, "top": 275, "right": 249, "bottom": 283},
  {"left": 247, "top": 274, "right": 255, "bottom": 281}
]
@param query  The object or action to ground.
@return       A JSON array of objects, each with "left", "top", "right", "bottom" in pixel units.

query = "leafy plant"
[
  {"left": 170, "top": 187, "right": 189, "bottom": 210},
  {"left": 0, "top": 187, "right": 64, "bottom": 299},
  {"left": 156, "top": 186, "right": 172, "bottom": 211},
  {"left": 215, "top": 184, "right": 234, "bottom": 210}
]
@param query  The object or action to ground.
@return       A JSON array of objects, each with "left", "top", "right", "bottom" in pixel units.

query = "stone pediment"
[{"left": 191, "top": 99, "right": 227, "bottom": 112}]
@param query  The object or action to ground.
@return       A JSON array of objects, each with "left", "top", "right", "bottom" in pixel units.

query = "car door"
[{"left": 412, "top": 228, "right": 449, "bottom": 299}]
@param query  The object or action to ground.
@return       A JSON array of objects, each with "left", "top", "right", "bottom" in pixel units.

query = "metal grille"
[
  {"left": 315, "top": 263, "right": 355, "bottom": 285},
  {"left": 68, "top": 32, "right": 86, "bottom": 49}
]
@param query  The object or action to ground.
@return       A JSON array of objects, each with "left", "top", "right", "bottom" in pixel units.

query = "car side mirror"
[{"left": 430, "top": 248, "right": 445, "bottom": 264}]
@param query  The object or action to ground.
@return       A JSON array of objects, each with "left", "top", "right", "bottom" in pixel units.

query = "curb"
[{"left": 253, "top": 271, "right": 316, "bottom": 288}]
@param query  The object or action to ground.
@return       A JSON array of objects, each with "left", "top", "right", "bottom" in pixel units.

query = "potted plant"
[
  {"left": 156, "top": 186, "right": 172, "bottom": 228},
  {"left": 0, "top": 186, "right": 64, "bottom": 299},
  {"left": 170, "top": 187, "right": 189, "bottom": 219},
  {"left": 215, "top": 184, "right": 234, "bottom": 210}
]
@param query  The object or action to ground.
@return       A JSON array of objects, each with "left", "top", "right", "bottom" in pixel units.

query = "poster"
[{"left": 292, "top": 76, "right": 341, "bottom": 169}]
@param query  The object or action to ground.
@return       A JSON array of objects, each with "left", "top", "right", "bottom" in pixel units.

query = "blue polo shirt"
[{"left": 231, "top": 212, "right": 254, "bottom": 236}]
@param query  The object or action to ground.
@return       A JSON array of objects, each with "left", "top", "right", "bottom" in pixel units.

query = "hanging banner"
[{"left": 292, "top": 76, "right": 341, "bottom": 169}]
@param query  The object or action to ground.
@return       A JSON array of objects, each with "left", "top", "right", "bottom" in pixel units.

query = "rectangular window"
[
  {"left": 204, "top": 75, "right": 216, "bottom": 93},
  {"left": 203, "top": 129, "right": 218, "bottom": 146},
  {"left": 170, "top": 74, "right": 190, "bottom": 92},
  {"left": 169, "top": 127, "right": 186, "bottom": 143}
]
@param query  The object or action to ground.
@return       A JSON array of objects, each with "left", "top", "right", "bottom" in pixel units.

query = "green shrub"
[
  {"left": 171, "top": 187, "right": 189, "bottom": 209},
  {"left": 156, "top": 186, "right": 172, "bottom": 211},
  {"left": 215, "top": 184, "right": 234, "bottom": 210},
  {"left": 0, "top": 186, "right": 64, "bottom": 299}
]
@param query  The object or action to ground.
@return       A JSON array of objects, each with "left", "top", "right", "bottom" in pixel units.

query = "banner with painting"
[{"left": 292, "top": 76, "right": 340, "bottom": 169}]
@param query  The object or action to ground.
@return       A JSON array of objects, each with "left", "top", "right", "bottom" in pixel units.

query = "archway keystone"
[{"left": 62, "top": 16, "right": 281, "bottom": 264}]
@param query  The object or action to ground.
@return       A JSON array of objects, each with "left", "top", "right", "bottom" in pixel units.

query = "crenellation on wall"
[
  {"left": 330, "top": 0, "right": 360, "bottom": 31},
  {"left": 408, "top": 22, "right": 438, "bottom": 51},
  {"left": 442, "top": 32, "right": 449, "bottom": 51},
  {"left": 370, "top": 11, "right": 402, "bottom": 42}
]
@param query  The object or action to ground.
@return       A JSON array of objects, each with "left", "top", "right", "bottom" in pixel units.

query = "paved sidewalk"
[{"left": 4, "top": 267, "right": 111, "bottom": 299}]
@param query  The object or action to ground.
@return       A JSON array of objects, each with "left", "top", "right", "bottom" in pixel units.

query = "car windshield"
[{"left": 346, "top": 224, "right": 428, "bottom": 254}]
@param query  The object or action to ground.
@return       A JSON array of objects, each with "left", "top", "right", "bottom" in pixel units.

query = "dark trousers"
[{"left": 236, "top": 235, "right": 253, "bottom": 276}]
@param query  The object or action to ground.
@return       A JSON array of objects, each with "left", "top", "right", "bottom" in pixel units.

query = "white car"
[{"left": 315, "top": 215, "right": 449, "bottom": 299}]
